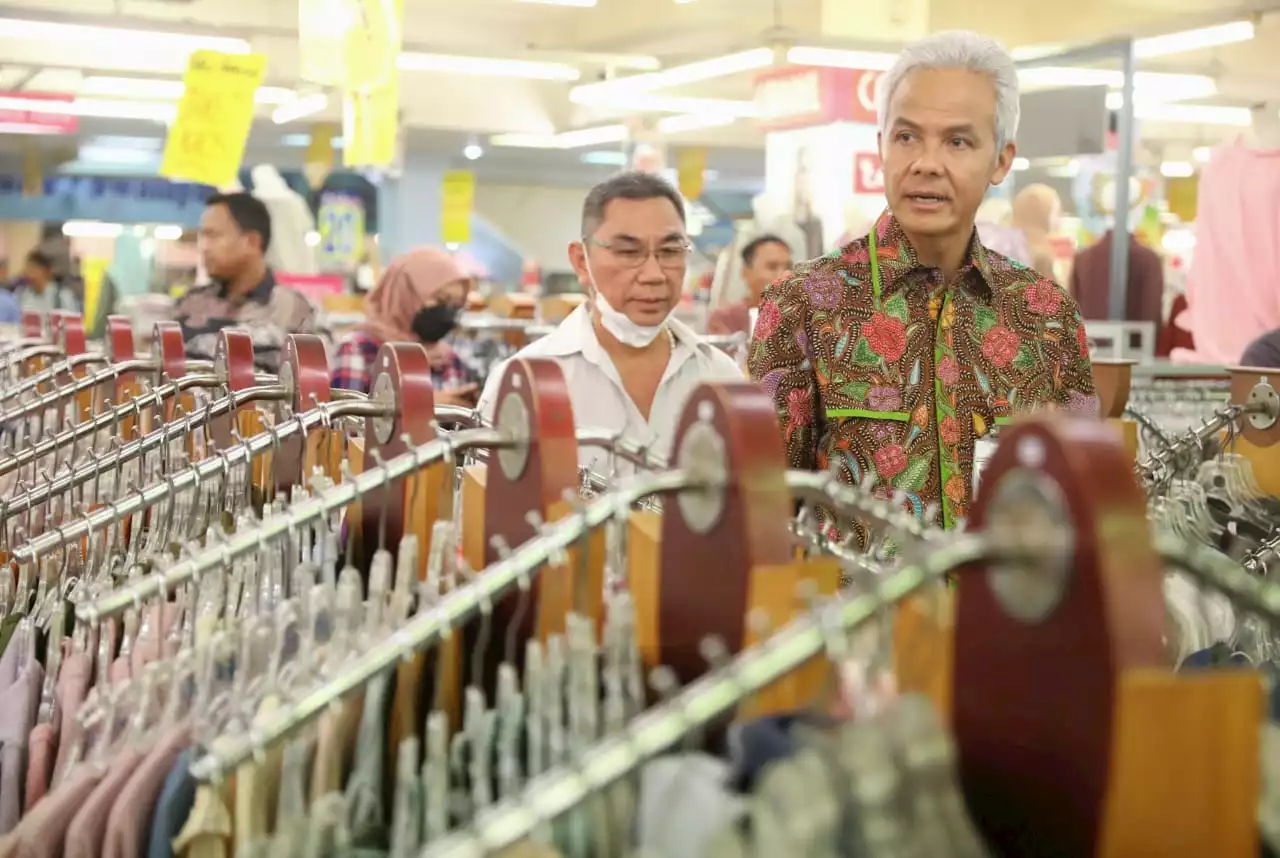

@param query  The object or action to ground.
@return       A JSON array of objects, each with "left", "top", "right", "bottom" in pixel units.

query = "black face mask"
[{"left": 411, "top": 304, "right": 459, "bottom": 344}]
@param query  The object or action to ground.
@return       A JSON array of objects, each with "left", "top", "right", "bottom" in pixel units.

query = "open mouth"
[{"left": 907, "top": 193, "right": 949, "bottom": 204}]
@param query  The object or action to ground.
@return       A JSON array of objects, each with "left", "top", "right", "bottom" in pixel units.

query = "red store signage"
[
  {"left": 0, "top": 92, "right": 78, "bottom": 135},
  {"left": 854, "top": 152, "right": 884, "bottom": 194},
  {"left": 753, "top": 66, "right": 882, "bottom": 132}
]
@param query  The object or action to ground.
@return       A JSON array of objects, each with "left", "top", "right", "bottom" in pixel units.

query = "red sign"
[
  {"left": 854, "top": 153, "right": 884, "bottom": 194},
  {"left": 753, "top": 67, "right": 882, "bottom": 131},
  {"left": 0, "top": 92, "right": 78, "bottom": 135}
]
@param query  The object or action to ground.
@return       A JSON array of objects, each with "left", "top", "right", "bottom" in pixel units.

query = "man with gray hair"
[{"left": 748, "top": 30, "right": 1096, "bottom": 540}]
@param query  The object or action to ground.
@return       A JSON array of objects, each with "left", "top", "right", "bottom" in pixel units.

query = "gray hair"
[
  {"left": 581, "top": 170, "right": 686, "bottom": 236},
  {"left": 876, "top": 30, "right": 1021, "bottom": 150}
]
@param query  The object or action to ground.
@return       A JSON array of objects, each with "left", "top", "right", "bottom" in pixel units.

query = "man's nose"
[{"left": 638, "top": 252, "right": 666, "bottom": 280}]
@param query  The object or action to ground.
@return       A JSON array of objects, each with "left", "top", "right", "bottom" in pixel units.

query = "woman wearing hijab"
[{"left": 331, "top": 247, "right": 479, "bottom": 404}]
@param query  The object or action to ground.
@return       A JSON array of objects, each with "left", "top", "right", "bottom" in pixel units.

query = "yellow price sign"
[
  {"left": 441, "top": 170, "right": 475, "bottom": 245},
  {"left": 161, "top": 50, "right": 266, "bottom": 188}
]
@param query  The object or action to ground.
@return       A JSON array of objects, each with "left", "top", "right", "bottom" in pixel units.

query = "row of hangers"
[{"left": 0, "top": 317, "right": 1276, "bottom": 857}]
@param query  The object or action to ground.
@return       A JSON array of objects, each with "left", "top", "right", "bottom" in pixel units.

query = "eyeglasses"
[{"left": 584, "top": 236, "right": 692, "bottom": 270}]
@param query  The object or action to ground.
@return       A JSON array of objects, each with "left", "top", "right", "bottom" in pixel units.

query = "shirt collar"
[
  {"left": 870, "top": 209, "right": 995, "bottom": 295},
  {"left": 535, "top": 304, "right": 709, "bottom": 362},
  {"left": 216, "top": 268, "right": 275, "bottom": 305}
]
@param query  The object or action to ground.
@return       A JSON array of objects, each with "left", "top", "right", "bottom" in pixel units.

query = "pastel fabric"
[{"left": 1184, "top": 142, "right": 1280, "bottom": 363}]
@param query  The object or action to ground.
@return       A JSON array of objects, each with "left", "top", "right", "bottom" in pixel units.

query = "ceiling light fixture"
[
  {"left": 1159, "top": 161, "right": 1195, "bottom": 178},
  {"left": 490, "top": 124, "right": 628, "bottom": 149},
  {"left": 1020, "top": 69, "right": 1216, "bottom": 101},
  {"left": 397, "top": 52, "right": 581, "bottom": 81},
  {"left": 1193, "top": 146, "right": 1212, "bottom": 163},
  {"left": 272, "top": 93, "right": 328, "bottom": 124},
  {"left": 1011, "top": 157, "right": 1030, "bottom": 171},
  {"left": 580, "top": 150, "right": 628, "bottom": 166},
  {"left": 1134, "top": 103, "right": 1252, "bottom": 126},
  {"left": 0, "top": 18, "right": 250, "bottom": 54},
  {"left": 80, "top": 75, "right": 296, "bottom": 105},
  {"left": 62, "top": 220, "right": 125, "bottom": 239},
  {"left": 784, "top": 47, "right": 898, "bottom": 70},
  {"left": 569, "top": 91, "right": 759, "bottom": 117},
  {"left": 569, "top": 48, "right": 774, "bottom": 100},
  {"left": 655, "top": 113, "right": 737, "bottom": 133},
  {"left": 0, "top": 94, "right": 175, "bottom": 122},
  {"left": 463, "top": 143, "right": 484, "bottom": 160},
  {"left": 1134, "top": 20, "right": 1254, "bottom": 58}
]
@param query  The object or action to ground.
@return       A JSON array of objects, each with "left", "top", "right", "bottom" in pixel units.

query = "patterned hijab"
[{"left": 360, "top": 247, "right": 470, "bottom": 345}]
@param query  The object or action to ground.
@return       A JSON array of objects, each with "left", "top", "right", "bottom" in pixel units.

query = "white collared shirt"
[{"left": 477, "top": 305, "right": 744, "bottom": 471}]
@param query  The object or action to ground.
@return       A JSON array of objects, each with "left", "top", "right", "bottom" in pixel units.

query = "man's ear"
[
  {"left": 990, "top": 141, "right": 1016, "bottom": 186},
  {"left": 568, "top": 240, "right": 591, "bottom": 288}
]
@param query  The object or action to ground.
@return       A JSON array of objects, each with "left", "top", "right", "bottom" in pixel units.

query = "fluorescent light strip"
[
  {"left": 571, "top": 90, "right": 759, "bottom": 117},
  {"left": 1160, "top": 161, "right": 1195, "bottom": 178},
  {"left": 570, "top": 48, "right": 774, "bottom": 99},
  {"left": 0, "top": 18, "right": 250, "bottom": 54},
  {"left": 785, "top": 47, "right": 897, "bottom": 70},
  {"left": 80, "top": 76, "right": 296, "bottom": 105},
  {"left": 272, "top": 93, "right": 328, "bottom": 124},
  {"left": 1019, "top": 68, "right": 1216, "bottom": 101},
  {"left": 397, "top": 52, "right": 581, "bottom": 81},
  {"left": 0, "top": 95, "right": 175, "bottom": 122},
  {"left": 1135, "top": 103, "right": 1252, "bottom": 126},
  {"left": 491, "top": 124, "right": 628, "bottom": 149},
  {"left": 1134, "top": 21, "right": 1254, "bottom": 58},
  {"left": 656, "top": 113, "right": 737, "bottom": 133},
  {"left": 62, "top": 221, "right": 124, "bottom": 239}
]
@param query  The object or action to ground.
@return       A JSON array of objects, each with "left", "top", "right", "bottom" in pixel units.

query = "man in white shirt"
[{"left": 478, "top": 171, "right": 743, "bottom": 470}]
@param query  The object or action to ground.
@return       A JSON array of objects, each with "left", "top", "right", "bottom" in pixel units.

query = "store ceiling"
[{"left": 0, "top": 0, "right": 1277, "bottom": 155}]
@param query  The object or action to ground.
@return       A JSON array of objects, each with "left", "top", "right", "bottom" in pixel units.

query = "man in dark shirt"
[
  {"left": 708, "top": 234, "right": 792, "bottom": 335},
  {"left": 173, "top": 192, "right": 327, "bottom": 372},
  {"left": 1242, "top": 329, "right": 1280, "bottom": 368}
]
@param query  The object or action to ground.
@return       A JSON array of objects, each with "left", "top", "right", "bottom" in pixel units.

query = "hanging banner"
[
  {"left": 160, "top": 51, "right": 266, "bottom": 188},
  {"left": 316, "top": 191, "right": 366, "bottom": 269},
  {"left": 81, "top": 256, "right": 109, "bottom": 329},
  {"left": 344, "top": 0, "right": 402, "bottom": 94},
  {"left": 441, "top": 170, "right": 475, "bottom": 245},
  {"left": 304, "top": 122, "right": 339, "bottom": 189},
  {"left": 297, "top": 0, "right": 352, "bottom": 87},
  {"left": 21, "top": 146, "right": 41, "bottom": 197},
  {"left": 677, "top": 147, "right": 707, "bottom": 200},
  {"left": 342, "top": 88, "right": 399, "bottom": 169}
]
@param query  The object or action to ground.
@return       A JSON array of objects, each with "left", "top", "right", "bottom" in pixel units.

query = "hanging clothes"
[
  {"left": 1069, "top": 229, "right": 1165, "bottom": 326},
  {"left": 1183, "top": 141, "right": 1280, "bottom": 364}
]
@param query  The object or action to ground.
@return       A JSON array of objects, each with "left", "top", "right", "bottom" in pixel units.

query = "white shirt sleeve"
[{"left": 476, "top": 357, "right": 509, "bottom": 425}]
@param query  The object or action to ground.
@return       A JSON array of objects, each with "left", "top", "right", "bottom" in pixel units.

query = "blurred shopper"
[
  {"left": 707, "top": 234, "right": 792, "bottom": 336},
  {"left": 1241, "top": 328, "right": 1280, "bottom": 369},
  {"left": 749, "top": 31, "right": 1096, "bottom": 542},
  {"left": 477, "top": 171, "right": 742, "bottom": 470},
  {"left": 9, "top": 251, "right": 78, "bottom": 313},
  {"left": 172, "top": 192, "right": 327, "bottom": 373},
  {"left": 332, "top": 247, "right": 479, "bottom": 405}
]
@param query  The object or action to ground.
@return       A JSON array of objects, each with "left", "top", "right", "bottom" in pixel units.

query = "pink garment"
[
  {"left": 50, "top": 653, "right": 93, "bottom": 786},
  {"left": 6, "top": 766, "right": 100, "bottom": 858},
  {"left": 1183, "top": 141, "right": 1280, "bottom": 363},
  {"left": 22, "top": 724, "right": 55, "bottom": 813},
  {"left": 63, "top": 748, "right": 145, "bottom": 858},
  {"left": 0, "top": 663, "right": 43, "bottom": 834},
  {"left": 102, "top": 727, "right": 190, "bottom": 858}
]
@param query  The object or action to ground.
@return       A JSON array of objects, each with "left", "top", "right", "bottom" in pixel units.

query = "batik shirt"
[
  {"left": 172, "top": 271, "right": 329, "bottom": 373},
  {"left": 748, "top": 211, "right": 1097, "bottom": 539}
]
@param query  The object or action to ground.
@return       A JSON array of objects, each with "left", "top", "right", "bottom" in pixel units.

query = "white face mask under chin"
[{"left": 585, "top": 261, "right": 672, "bottom": 348}]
